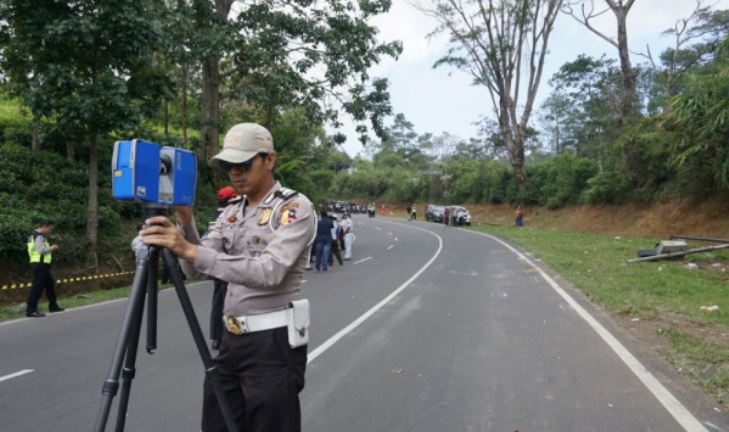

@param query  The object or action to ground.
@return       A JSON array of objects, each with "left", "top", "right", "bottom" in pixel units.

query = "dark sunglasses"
[{"left": 219, "top": 153, "right": 267, "bottom": 172}]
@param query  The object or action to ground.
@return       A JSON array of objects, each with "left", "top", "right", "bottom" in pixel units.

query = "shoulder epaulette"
[
  {"left": 274, "top": 187, "right": 298, "bottom": 201},
  {"left": 228, "top": 196, "right": 244, "bottom": 205},
  {"left": 263, "top": 187, "right": 298, "bottom": 206}
]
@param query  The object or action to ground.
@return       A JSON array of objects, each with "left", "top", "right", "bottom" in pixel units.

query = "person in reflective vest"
[{"left": 26, "top": 219, "right": 63, "bottom": 317}]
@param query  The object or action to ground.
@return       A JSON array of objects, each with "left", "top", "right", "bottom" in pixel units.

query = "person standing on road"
[
  {"left": 314, "top": 210, "right": 334, "bottom": 272},
  {"left": 515, "top": 206, "right": 524, "bottom": 227},
  {"left": 26, "top": 219, "right": 63, "bottom": 317},
  {"left": 140, "top": 122, "right": 315, "bottom": 432},
  {"left": 208, "top": 186, "right": 238, "bottom": 351},
  {"left": 329, "top": 214, "right": 344, "bottom": 267},
  {"left": 341, "top": 213, "right": 354, "bottom": 260},
  {"left": 409, "top": 204, "right": 417, "bottom": 221},
  {"left": 443, "top": 207, "right": 450, "bottom": 227}
]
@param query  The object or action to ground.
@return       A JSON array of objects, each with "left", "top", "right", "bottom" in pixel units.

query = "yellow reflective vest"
[{"left": 27, "top": 232, "right": 52, "bottom": 264}]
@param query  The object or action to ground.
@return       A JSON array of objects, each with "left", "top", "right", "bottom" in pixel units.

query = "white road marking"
[
  {"left": 308, "top": 224, "right": 443, "bottom": 364},
  {"left": 387, "top": 244, "right": 395, "bottom": 250},
  {"left": 375, "top": 227, "right": 382, "bottom": 231},
  {"left": 394, "top": 237, "right": 398, "bottom": 242},
  {"left": 353, "top": 257, "right": 373, "bottom": 265},
  {"left": 463, "top": 228, "right": 708, "bottom": 432},
  {"left": 387, "top": 232, "right": 393, "bottom": 236},
  {"left": 0, "top": 369, "right": 33, "bottom": 383}
]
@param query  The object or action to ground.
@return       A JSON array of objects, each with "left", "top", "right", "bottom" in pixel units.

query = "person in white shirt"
[{"left": 341, "top": 214, "right": 354, "bottom": 260}]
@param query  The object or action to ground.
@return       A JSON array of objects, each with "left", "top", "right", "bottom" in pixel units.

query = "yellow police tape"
[{"left": 1, "top": 271, "right": 135, "bottom": 290}]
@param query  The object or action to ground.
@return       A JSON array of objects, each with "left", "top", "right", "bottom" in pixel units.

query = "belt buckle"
[{"left": 226, "top": 315, "right": 247, "bottom": 335}]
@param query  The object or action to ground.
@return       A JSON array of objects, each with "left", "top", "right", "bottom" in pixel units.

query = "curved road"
[{"left": 0, "top": 216, "right": 726, "bottom": 431}]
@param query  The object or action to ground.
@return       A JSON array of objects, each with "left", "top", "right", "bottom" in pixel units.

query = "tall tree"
[
  {"left": 423, "top": 0, "right": 563, "bottom": 187},
  {"left": 191, "top": 0, "right": 401, "bottom": 159},
  {"left": 193, "top": 0, "right": 236, "bottom": 159},
  {"left": 163, "top": 0, "right": 201, "bottom": 148},
  {"left": 563, "top": 0, "right": 637, "bottom": 121},
  {"left": 541, "top": 54, "right": 621, "bottom": 156},
  {"left": 0, "top": 1, "right": 168, "bottom": 269},
  {"left": 640, "top": 2, "right": 729, "bottom": 109}
]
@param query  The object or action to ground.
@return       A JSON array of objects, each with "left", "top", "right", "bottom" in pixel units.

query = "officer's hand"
[
  {"left": 51, "top": 244, "right": 60, "bottom": 251},
  {"left": 140, "top": 216, "right": 198, "bottom": 262},
  {"left": 173, "top": 206, "right": 193, "bottom": 225}
]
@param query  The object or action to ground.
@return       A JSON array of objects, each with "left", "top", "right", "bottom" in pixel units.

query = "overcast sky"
[{"left": 331, "top": 0, "right": 729, "bottom": 157}]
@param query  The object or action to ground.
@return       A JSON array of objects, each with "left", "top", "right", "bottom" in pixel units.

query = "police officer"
[
  {"left": 140, "top": 123, "right": 315, "bottom": 432},
  {"left": 26, "top": 219, "right": 63, "bottom": 317},
  {"left": 208, "top": 186, "right": 238, "bottom": 350}
]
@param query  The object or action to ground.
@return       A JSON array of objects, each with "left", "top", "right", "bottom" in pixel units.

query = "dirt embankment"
[{"left": 387, "top": 194, "right": 729, "bottom": 239}]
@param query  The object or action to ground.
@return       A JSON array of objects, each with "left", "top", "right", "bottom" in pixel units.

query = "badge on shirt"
[
  {"left": 251, "top": 235, "right": 261, "bottom": 245},
  {"left": 258, "top": 208, "right": 273, "bottom": 225},
  {"left": 227, "top": 215, "right": 237, "bottom": 224},
  {"left": 279, "top": 202, "right": 299, "bottom": 226}
]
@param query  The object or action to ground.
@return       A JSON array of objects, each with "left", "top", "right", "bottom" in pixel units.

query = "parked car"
[
  {"left": 452, "top": 206, "right": 472, "bottom": 226},
  {"left": 425, "top": 204, "right": 445, "bottom": 223}
]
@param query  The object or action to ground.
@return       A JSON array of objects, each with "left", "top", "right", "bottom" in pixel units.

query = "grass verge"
[
  {"left": 0, "top": 285, "right": 133, "bottom": 322},
  {"left": 468, "top": 223, "right": 729, "bottom": 408}
]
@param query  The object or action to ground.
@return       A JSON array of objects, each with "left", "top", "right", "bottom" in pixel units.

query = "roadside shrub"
[{"left": 581, "top": 169, "right": 635, "bottom": 204}]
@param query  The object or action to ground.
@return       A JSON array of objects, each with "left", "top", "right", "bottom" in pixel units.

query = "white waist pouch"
[{"left": 287, "top": 299, "right": 310, "bottom": 348}]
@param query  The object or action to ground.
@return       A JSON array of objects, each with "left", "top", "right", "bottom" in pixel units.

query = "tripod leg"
[
  {"left": 161, "top": 249, "right": 238, "bottom": 432},
  {"left": 146, "top": 248, "right": 159, "bottom": 354},
  {"left": 93, "top": 258, "right": 150, "bottom": 432},
  {"left": 115, "top": 253, "right": 154, "bottom": 432}
]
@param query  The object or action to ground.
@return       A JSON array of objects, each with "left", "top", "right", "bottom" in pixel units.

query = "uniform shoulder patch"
[{"left": 278, "top": 201, "right": 299, "bottom": 226}]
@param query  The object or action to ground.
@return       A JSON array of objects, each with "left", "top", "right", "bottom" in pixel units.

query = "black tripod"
[{"left": 93, "top": 206, "right": 237, "bottom": 432}]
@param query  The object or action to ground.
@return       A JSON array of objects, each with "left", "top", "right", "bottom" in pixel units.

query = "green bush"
[
  {"left": 0, "top": 97, "right": 32, "bottom": 144},
  {"left": 581, "top": 169, "right": 635, "bottom": 204},
  {"left": 0, "top": 142, "right": 88, "bottom": 260}
]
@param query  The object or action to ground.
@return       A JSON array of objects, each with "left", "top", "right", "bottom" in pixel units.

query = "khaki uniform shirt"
[{"left": 177, "top": 182, "right": 315, "bottom": 316}]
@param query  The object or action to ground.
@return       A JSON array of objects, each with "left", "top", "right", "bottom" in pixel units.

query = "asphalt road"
[{"left": 0, "top": 215, "right": 726, "bottom": 431}]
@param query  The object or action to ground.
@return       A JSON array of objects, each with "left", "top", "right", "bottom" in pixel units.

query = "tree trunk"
[
  {"left": 66, "top": 141, "right": 75, "bottom": 162},
  {"left": 199, "top": 0, "right": 234, "bottom": 160},
  {"left": 615, "top": 9, "right": 636, "bottom": 119},
  {"left": 509, "top": 135, "right": 527, "bottom": 188},
  {"left": 87, "top": 133, "right": 99, "bottom": 271},
  {"left": 181, "top": 63, "right": 188, "bottom": 147},
  {"left": 265, "top": 101, "right": 274, "bottom": 130},
  {"left": 201, "top": 55, "right": 220, "bottom": 160},
  {"left": 164, "top": 99, "right": 169, "bottom": 138},
  {"left": 31, "top": 118, "right": 40, "bottom": 152}
]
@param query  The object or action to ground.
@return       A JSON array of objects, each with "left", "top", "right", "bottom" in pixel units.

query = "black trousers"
[
  {"left": 26, "top": 263, "right": 58, "bottom": 313},
  {"left": 202, "top": 327, "right": 307, "bottom": 432},
  {"left": 210, "top": 279, "right": 228, "bottom": 341},
  {"left": 328, "top": 239, "right": 343, "bottom": 266}
]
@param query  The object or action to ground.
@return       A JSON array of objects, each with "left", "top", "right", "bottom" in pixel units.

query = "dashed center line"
[
  {"left": 387, "top": 244, "right": 395, "bottom": 250},
  {"left": 0, "top": 369, "right": 34, "bottom": 383},
  {"left": 354, "top": 257, "right": 373, "bottom": 264}
]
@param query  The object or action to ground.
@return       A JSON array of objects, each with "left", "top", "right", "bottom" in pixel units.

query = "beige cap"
[{"left": 209, "top": 123, "right": 275, "bottom": 168}]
